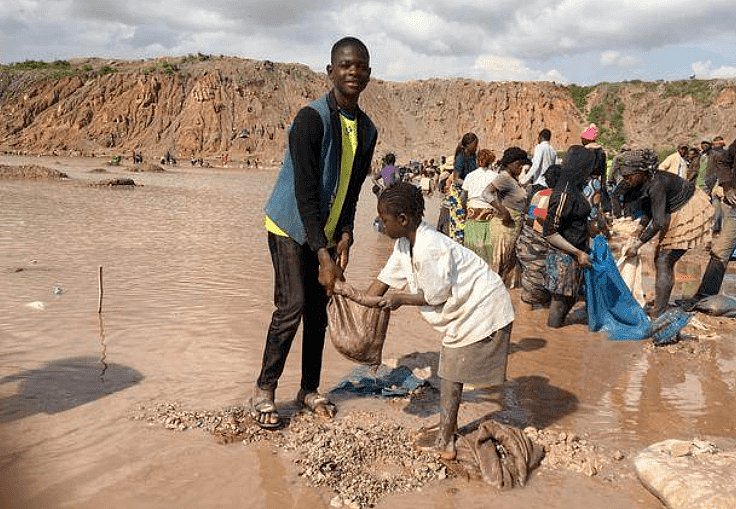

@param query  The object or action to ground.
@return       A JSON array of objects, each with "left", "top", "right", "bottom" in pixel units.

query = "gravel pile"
[
  {"left": 132, "top": 403, "right": 445, "bottom": 507},
  {"left": 134, "top": 402, "right": 624, "bottom": 506},
  {"left": 525, "top": 427, "right": 621, "bottom": 478},
  {"left": 0, "top": 164, "right": 69, "bottom": 179}
]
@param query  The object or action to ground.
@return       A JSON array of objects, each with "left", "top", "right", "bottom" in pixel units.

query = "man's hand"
[
  {"left": 336, "top": 232, "right": 352, "bottom": 270},
  {"left": 623, "top": 238, "right": 643, "bottom": 258},
  {"left": 317, "top": 248, "right": 343, "bottom": 295}
]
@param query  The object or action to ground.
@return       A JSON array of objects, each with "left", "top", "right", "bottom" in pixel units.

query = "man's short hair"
[
  {"left": 539, "top": 128, "right": 551, "bottom": 141},
  {"left": 331, "top": 37, "right": 369, "bottom": 63}
]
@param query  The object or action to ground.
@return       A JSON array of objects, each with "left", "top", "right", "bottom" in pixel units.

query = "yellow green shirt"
[{"left": 265, "top": 111, "right": 357, "bottom": 247}]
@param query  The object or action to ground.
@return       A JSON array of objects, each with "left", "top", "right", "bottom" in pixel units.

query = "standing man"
[
  {"left": 688, "top": 137, "right": 736, "bottom": 301},
  {"left": 253, "top": 37, "right": 377, "bottom": 429},
  {"left": 706, "top": 136, "right": 728, "bottom": 234},
  {"left": 521, "top": 128, "right": 556, "bottom": 197},
  {"left": 659, "top": 143, "right": 689, "bottom": 178}
]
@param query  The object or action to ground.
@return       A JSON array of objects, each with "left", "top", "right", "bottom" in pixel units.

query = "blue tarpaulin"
[
  {"left": 585, "top": 235, "right": 692, "bottom": 343},
  {"left": 329, "top": 364, "right": 427, "bottom": 397},
  {"left": 585, "top": 235, "right": 653, "bottom": 340}
]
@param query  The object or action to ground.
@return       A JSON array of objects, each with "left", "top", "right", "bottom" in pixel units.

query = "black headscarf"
[
  {"left": 555, "top": 145, "right": 596, "bottom": 192},
  {"left": 620, "top": 149, "right": 659, "bottom": 177}
]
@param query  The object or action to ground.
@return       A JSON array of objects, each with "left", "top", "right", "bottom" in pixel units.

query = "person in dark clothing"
[
  {"left": 686, "top": 137, "right": 736, "bottom": 302},
  {"left": 620, "top": 149, "right": 714, "bottom": 317},
  {"left": 580, "top": 123, "right": 611, "bottom": 212},
  {"left": 705, "top": 136, "right": 728, "bottom": 233},
  {"left": 542, "top": 145, "right": 594, "bottom": 328},
  {"left": 254, "top": 37, "right": 377, "bottom": 429},
  {"left": 453, "top": 133, "right": 479, "bottom": 182}
]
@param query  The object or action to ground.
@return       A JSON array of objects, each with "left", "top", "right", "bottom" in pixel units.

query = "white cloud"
[
  {"left": 691, "top": 59, "right": 736, "bottom": 78},
  {"left": 600, "top": 51, "right": 639, "bottom": 67},
  {"left": 473, "top": 55, "right": 569, "bottom": 83},
  {"left": 0, "top": 0, "right": 735, "bottom": 84}
]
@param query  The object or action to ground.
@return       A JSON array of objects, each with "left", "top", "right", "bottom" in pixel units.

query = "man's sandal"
[
  {"left": 249, "top": 385, "right": 282, "bottom": 429},
  {"left": 296, "top": 389, "right": 337, "bottom": 419}
]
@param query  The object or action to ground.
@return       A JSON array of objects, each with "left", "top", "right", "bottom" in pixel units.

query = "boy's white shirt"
[{"left": 378, "top": 221, "right": 514, "bottom": 348}]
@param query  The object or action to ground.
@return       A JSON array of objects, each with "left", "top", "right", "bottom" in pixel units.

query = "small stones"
[{"left": 132, "top": 403, "right": 445, "bottom": 508}]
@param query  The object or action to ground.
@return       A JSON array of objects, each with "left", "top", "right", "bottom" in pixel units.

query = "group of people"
[
  {"left": 434, "top": 125, "right": 734, "bottom": 328},
  {"left": 249, "top": 36, "right": 736, "bottom": 462}
]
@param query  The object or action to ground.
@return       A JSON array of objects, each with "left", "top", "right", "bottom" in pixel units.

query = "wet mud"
[{"left": 0, "top": 155, "right": 734, "bottom": 509}]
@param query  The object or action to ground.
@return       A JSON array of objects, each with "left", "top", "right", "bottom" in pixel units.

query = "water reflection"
[{"left": 0, "top": 356, "right": 143, "bottom": 423}]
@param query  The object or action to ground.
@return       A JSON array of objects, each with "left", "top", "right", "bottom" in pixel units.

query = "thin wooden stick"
[{"left": 97, "top": 266, "right": 104, "bottom": 314}]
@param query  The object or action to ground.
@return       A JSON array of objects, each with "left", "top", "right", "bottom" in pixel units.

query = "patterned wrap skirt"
[
  {"left": 658, "top": 187, "right": 714, "bottom": 251},
  {"left": 544, "top": 248, "right": 585, "bottom": 297},
  {"left": 516, "top": 223, "right": 552, "bottom": 306}
]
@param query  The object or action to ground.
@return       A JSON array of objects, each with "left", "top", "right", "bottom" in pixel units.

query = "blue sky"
[{"left": 1, "top": 0, "right": 735, "bottom": 84}]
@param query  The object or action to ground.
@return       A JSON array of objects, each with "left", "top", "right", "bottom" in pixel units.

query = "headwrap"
[
  {"left": 543, "top": 164, "right": 562, "bottom": 189},
  {"left": 498, "top": 147, "right": 532, "bottom": 168},
  {"left": 581, "top": 123, "right": 598, "bottom": 141},
  {"left": 555, "top": 145, "right": 595, "bottom": 191},
  {"left": 620, "top": 148, "right": 659, "bottom": 177}
]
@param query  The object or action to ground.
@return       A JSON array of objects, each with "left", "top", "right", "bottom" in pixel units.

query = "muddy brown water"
[{"left": 1, "top": 156, "right": 735, "bottom": 509}]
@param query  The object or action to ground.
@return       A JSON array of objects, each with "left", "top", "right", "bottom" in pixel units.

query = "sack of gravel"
[{"left": 328, "top": 283, "right": 390, "bottom": 366}]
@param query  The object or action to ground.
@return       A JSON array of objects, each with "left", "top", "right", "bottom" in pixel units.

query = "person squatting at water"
[
  {"left": 253, "top": 36, "right": 377, "bottom": 429},
  {"left": 542, "top": 146, "right": 595, "bottom": 328},
  {"left": 618, "top": 149, "right": 714, "bottom": 318},
  {"left": 361, "top": 182, "right": 514, "bottom": 459}
]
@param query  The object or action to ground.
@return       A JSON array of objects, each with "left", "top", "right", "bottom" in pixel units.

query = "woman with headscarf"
[
  {"left": 542, "top": 145, "right": 595, "bottom": 328},
  {"left": 619, "top": 149, "right": 714, "bottom": 317},
  {"left": 443, "top": 133, "right": 479, "bottom": 243},
  {"left": 479, "top": 147, "right": 531, "bottom": 286}
]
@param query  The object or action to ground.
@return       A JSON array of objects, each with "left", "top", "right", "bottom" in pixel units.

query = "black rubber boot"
[{"left": 695, "top": 254, "right": 727, "bottom": 298}]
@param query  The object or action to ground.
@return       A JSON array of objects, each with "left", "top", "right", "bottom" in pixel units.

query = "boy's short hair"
[
  {"left": 331, "top": 37, "right": 369, "bottom": 62},
  {"left": 539, "top": 128, "right": 552, "bottom": 141}
]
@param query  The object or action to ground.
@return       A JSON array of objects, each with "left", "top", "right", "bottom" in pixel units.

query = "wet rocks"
[
  {"left": 282, "top": 412, "right": 443, "bottom": 508},
  {"left": 90, "top": 178, "right": 137, "bottom": 187},
  {"left": 523, "top": 427, "right": 611, "bottom": 478}
]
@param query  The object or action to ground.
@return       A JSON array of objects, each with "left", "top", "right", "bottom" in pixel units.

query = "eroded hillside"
[{"left": 1, "top": 56, "right": 734, "bottom": 166}]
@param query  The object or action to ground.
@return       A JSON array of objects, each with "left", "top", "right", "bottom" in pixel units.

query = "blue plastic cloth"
[
  {"left": 649, "top": 308, "right": 692, "bottom": 346},
  {"left": 585, "top": 235, "right": 652, "bottom": 340},
  {"left": 329, "top": 365, "right": 427, "bottom": 397}
]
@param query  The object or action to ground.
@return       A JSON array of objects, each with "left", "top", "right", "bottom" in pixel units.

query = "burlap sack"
[{"left": 327, "top": 293, "right": 390, "bottom": 366}]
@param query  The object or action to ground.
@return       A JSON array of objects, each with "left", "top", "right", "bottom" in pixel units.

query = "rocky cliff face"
[{"left": 1, "top": 56, "right": 734, "bottom": 166}]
